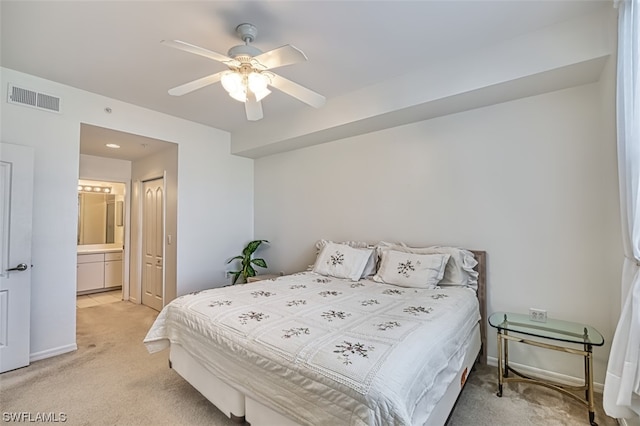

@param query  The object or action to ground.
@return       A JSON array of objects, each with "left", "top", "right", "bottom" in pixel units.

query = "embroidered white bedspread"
[{"left": 144, "top": 272, "right": 480, "bottom": 425}]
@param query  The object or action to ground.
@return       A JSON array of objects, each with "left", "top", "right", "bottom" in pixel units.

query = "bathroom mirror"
[
  {"left": 78, "top": 193, "right": 116, "bottom": 244},
  {"left": 77, "top": 181, "right": 125, "bottom": 246}
]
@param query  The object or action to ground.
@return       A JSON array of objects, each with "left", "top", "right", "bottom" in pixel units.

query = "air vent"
[{"left": 7, "top": 84, "right": 61, "bottom": 113}]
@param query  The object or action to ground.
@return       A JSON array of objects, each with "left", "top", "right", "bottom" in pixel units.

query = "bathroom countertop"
[{"left": 77, "top": 246, "right": 123, "bottom": 254}]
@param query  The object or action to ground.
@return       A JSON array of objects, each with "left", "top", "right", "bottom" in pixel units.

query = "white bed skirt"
[{"left": 169, "top": 322, "right": 482, "bottom": 426}]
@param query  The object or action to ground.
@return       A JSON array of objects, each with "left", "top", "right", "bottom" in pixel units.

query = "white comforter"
[{"left": 144, "top": 272, "right": 480, "bottom": 425}]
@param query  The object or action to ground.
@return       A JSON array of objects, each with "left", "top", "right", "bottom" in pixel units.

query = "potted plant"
[{"left": 227, "top": 239, "right": 269, "bottom": 284}]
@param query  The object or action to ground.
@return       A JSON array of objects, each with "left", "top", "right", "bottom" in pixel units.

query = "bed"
[{"left": 144, "top": 242, "right": 487, "bottom": 425}]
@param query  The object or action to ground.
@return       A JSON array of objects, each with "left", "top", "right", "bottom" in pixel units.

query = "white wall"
[
  {"left": 255, "top": 81, "right": 622, "bottom": 385},
  {"left": 79, "top": 154, "right": 131, "bottom": 183},
  {"left": 0, "top": 67, "right": 253, "bottom": 360}
]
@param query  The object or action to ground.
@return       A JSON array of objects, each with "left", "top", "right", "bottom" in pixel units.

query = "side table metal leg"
[
  {"left": 584, "top": 345, "right": 590, "bottom": 401},
  {"left": 586, "top": 345, "right": 597, "bottom": 426},
  {"left": 504, "top": 329, "right": 509, "bottom": 378},
  {"left": 497, "top": 331, "right": 503, "bottom": 397}
]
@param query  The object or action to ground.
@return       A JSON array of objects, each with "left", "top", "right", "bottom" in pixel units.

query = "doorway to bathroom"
[
  {"left": 76, "top": 179, "right": 127, "bottom": 304},
  {"left": 78, "top": 123, "right": 178, "bottom": 312}
]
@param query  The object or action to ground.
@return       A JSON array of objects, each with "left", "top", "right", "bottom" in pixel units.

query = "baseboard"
[
  {"left": 487, "top": 356, "right": 604, "bottom": 393},
  {"left": 30, "top": 343, "right": 77, "bottom": 362}
]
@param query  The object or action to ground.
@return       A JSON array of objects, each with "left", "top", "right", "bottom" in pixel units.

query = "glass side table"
[{"left": 488, "top": 312, "right": 604, "bottom": 426}]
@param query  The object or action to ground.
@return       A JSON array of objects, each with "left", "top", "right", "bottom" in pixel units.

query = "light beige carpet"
[
  {"left": 447, "top": 363, "right": 616, "bottom": 426},
  {"left": 0, "top": 301, "right": 618, "bottom": 425}
]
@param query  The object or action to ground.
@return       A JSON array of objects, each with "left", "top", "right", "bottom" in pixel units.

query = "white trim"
[
  {"left": 487, "top": 356, "right": 605, "bottom": 393},
  {"left": 30, "top": 344, "right": 77, "bottom": 362},
  {"left": 162, "top": 171, "right": 167, "bottom": 309},
  {"left": 121, "top": 179, "right": 131, "bottom": 301},
  {"left": 131, "top": 180, "right": 142, "bottom": 304}
]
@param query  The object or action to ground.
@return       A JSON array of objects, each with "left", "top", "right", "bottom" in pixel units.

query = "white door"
[
  {"left": 0, "top": 143, "right": 34, "bottom": 373},
  {"left": 141, "top": 178, "right": 164, "bottom": 311}
]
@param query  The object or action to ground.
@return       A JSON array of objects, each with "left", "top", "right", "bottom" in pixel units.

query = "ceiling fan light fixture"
[
  {"left": 221, "top": 70, "right": 272, "bottom": 103},
  {"left": 221, "top": 71, "right": 247, "bottom": 102},
  {"left": 221, "top": 71, "right": 242, "bottom": 92},
  {"left": 248, "top": 72, "right": 267, "bottom": 91},
  {"left": 229, "top": 89, "right": 247, "bottom": 102},
  {"left": 248, "top": 72, "right": 271, "bottom": 101}
]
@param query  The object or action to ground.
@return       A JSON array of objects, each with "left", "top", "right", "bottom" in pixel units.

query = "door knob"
[{"left": 6, "top": 263, "right": 28, "bottom": 272}]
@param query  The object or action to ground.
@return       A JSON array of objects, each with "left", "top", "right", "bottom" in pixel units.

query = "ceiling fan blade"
[
  {"left": 269, "top": 74, "right": 326, "bottom": 108},
  {"left": 253, "top": 45, "right": 308, "bottom": 70},
  {"left": 245, "top": 95, "right": 264, "bottom": 121},
  {"left": 168, "top": 71, "right": 225, "bottom": 96},
  {"left": 161, "top": 40, "right": 239, "bottom": 66}
]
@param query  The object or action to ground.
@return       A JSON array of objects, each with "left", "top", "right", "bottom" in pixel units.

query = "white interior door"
[
  {"left": 141, "top": 178, "right": 164, "bottom": 311},
  {"left": 0, "top": 143, "right": 34, "bottom": 373}
]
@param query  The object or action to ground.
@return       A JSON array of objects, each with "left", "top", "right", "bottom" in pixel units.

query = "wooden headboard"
[{"left": 469, "top": 250, "right": 487, "bottom": 364}]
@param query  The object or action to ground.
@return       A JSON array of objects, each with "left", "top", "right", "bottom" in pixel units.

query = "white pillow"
[
  {"left": 419, "top": 246, "right": 478, "bottom": 287},
  {"left": 377, "top": 242, "right": 479, "bottom": 288},
  {"left": 312, "top": 242, "right": 373, "bottom": 282},
  {"left": 314, "top": 239, "right": 377, "bottom": 278},
  {"left": 373, "top": 250, "right": 450, "bottom": 289}
]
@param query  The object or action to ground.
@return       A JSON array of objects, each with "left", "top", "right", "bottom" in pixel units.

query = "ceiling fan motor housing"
[
  {"left": 229, "top": 23, "right": 262, "bottom": 59},
  {"left": 227, "top": 44, "right": 262, "bottom": 59}
]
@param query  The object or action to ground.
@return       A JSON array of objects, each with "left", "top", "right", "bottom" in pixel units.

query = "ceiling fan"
[{"left": 162, "top": 23, "right": 326, "bottom": 121}]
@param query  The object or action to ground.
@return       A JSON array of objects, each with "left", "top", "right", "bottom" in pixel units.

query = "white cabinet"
[
  {"left": 104, "top": 252, "right": 123, "bottom": 288},
  {"left": 77, "top": 253, "right": 105, "bottom": 292},
  {"left": 77, "top": 251, "right": 123, "bottom": 293}
]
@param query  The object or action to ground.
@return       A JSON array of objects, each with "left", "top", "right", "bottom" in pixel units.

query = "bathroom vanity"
[{"left": 77, "top": 247, "right": 123, "bottom": 294}]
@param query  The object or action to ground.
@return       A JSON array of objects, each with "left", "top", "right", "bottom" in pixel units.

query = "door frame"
[
  {"left": 77, "top": 177, "right": 131, "bottom": 301},
  {"left": 132, "top": 172, "right": 166, "bottom": 307}
]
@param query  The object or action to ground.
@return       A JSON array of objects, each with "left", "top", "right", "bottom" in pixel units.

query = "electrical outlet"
[{"left": 529, "top": 308, "right": 547, "bottom": 323}]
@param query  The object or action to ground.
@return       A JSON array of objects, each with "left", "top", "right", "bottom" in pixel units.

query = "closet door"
[{"left": 141, "top": 178, "right": 164, "bottom": 311}]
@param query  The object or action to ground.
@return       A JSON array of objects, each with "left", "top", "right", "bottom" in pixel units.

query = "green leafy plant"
[{"left": 227, "top": 239, "right": 269, "bottom": 284}]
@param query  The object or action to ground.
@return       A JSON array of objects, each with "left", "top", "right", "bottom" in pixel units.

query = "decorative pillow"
[
  {"left": 373, "top": 250, "right": 450, "bottom": 289},
  {"left": 312, "top": 242, "right": 373, "bottom": 282},
  {"left": 313, "top": 239, "right": 377, "bottom": 278},
  {"left": 376, "top": 242, "right": 479, "bottom": 288}
]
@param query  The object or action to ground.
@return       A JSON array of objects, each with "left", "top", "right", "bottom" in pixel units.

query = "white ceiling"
[
  {"left": 79, "top": 124, "right": 177, "bottom": 161},
  {"left": 1, "top": 1, "right": 611, "bottom": 160}
]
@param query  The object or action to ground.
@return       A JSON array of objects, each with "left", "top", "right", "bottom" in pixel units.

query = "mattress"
[{"left": 144, "top": 272, "right": 481, "bottom": 425}]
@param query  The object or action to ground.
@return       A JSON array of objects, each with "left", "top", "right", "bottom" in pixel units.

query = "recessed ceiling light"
[{"left": 106, "top": 143, "right": 120, "bottom": 149}]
